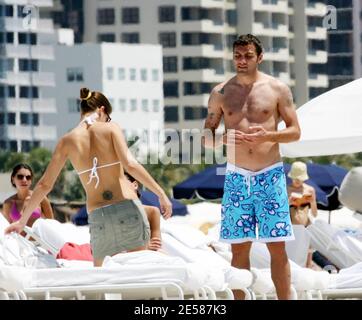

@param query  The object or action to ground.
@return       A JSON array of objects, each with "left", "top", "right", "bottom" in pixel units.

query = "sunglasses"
[{"left": 16, "top": 174, "right": 32, "bottom": 181}]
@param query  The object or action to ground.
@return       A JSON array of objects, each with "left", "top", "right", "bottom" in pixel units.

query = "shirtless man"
[
  {"left": 5, "top": 87, "right": 172, "bottom": 267},
  {"left": 202, "top": 34, "right": 301, "bottom": 300}
]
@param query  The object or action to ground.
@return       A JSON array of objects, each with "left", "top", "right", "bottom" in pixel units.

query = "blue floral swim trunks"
[{"left": 220, "top": 162, "right": 294, "bottom": 244}]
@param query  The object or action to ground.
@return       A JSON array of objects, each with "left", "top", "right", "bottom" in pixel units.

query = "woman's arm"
[
  {"left": 2, "top": 201, "right": 12, "bottom": 223},
  {"left": 40, "top": 197, "right": 54, "bottom": 219},
  {"left": 110, "top": 123, "right": 172, "bottom": 219},
  {"left": 308, "top": 188, "right": 318, "bottom": 217},
  {"left": 5, "top": 139, "right": 68, "bottom": 234}
]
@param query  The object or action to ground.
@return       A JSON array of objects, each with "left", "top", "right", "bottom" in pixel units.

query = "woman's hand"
[
  {"left": 158, "top": 194, "right": 172, "bottom": 219},
  {"left": 4, "top": 220, "right": 26, "bottom": 235}
]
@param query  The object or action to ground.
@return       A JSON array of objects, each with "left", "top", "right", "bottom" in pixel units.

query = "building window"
[
  {"left": 184, "top": 82, "right": 215, "bottom": 95},
  {"left": 226, "top": 10, "right": 237, "bottom": 26},
  {"left": 0, "top": 5, "right": 13, "bottom": 17},
  {"left": 142, "top": 99, "right": 149, "bottom": 112},
  {"left": 20, "top": 86, "right": 39, "bottom": 98},
  {"left": 19, "top": 59, "right": 38, "bottom": 72},
  {"left": 121, "top": 32, "right": 139, "bottom": 43},
  {"left": 130, "top": 68, "right": 136, "bottom": 81},
  {"left": 97, "top": 8, "right": 115, "bottom": 25},
  {"left": 140, "top": 69, "right": 147, "bottom": 81},
  {"left": 152, "top": 69, "right": 159, "bottom": 81},
  {"left": 119, "top": 99, "right": 126, "bottom": 112},
  {"left": 106, "top": 67, "right": 114, "bottom": 80},
  {"left": 184, "top": 107, "right": 208, "bottom": 120},
  {"left": 68, "top": 98, "right": 80, "bottom": 113},
  {"left": 0, "top": 85, "right": 15, "bottom": 98},
  {"left": 159, "top": 6, "right": 175, "bottom": 23},
  {"left": 163, "top": 56, "right": 178, "bottom": 73},
  {"left": 130, "top": 99, "right": 137, "bottom": 111},
  {"left": 0, "top": 113, "right": 3, "bottom": 125},
  {"left": 118, "top": 68, "right": 126, "bottom": 80},
  {"left": 159, "top": 32, "right": 176, "bottom": 48},
  {"left": 164, "top": 81, "right": 179, "bottom": 97},
  {"left": 9, "top": 141, "right": 18, "bottom": 152},
  {"left": 0, "top": 59, "right": 14, "bottom": 76},
  {"left": 164, "top": 106, "right": 179, "bottom": 123},
  {"left": 20, "top": 113, "right": 39, "bottom": 126},
  {"left": 8, "top": 113, "right": 15, "bottom": 125},
  {"left": 0, "top": 32, "right": 14, "bottom": 43},
  {"left": 21, "top": 141, "right": 32, "bottom": 152},
  {"left": 67, "top": 68, "right": 84, "bottom": 82},
  {"left": 18, "top": 33, "right": 37, "bottom": 45},
  {"left": 153, "top": 100, "right": 160, "bottom": 112},
  {"left": 122, "top": 7, "right": 139, "bottom": 24},
  {"left": 98, "top": 33, "right": 115, "bottom": 43}
]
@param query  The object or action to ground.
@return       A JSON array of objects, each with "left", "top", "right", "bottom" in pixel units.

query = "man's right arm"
[{"left": 202, "top": 87, "right": 224, "bottom": 149}]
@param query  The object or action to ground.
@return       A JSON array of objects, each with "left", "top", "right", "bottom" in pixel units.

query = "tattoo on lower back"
[{"left": 103, "top": 191, "right": 113, "bottom": 201}]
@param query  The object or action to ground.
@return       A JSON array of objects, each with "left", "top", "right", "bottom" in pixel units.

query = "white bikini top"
[
  {"left": 77, "top": 113, "right": 120, "bottom": 188},
  {"left": 77, "top": 157, "right": 121, "bottom": 189}
]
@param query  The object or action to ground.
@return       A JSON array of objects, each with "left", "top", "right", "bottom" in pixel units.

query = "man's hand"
[
  {"left": 4, "top": 221, "right": 26, "bottom": 235},
  {"left": 223, "top": 129, "right": 249, "bottom": 146},
  {"left": 158, "top": 194, "right": 172, "bottom": 219},
  {"left": 243, "top": 126, "right": 270, "bottom": 145}
]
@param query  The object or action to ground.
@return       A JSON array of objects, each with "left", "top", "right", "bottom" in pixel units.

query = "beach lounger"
[
  {"left": 0, "top": 218, "right": 220, "bottom": 300},
  {"left": 307, "top": 220, "right": 362, "bottom": 269}
]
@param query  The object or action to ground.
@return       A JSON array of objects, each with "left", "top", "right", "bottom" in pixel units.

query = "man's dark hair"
[{"left": 233, "top": 34, "right": 264, "bottom": 56}]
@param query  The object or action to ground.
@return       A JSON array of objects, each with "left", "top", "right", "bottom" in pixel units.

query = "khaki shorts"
[{"left": 88, "top": 199, "right": 150, "bottom": 260}]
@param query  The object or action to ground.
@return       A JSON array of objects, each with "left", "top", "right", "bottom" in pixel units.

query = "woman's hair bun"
[{"left": 80, "top": 87, "right": 90, "bottom": 100}]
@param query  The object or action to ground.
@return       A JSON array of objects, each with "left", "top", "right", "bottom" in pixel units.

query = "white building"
[
  {"left": 237, "top": 0, "right": 328, "bottom": 106},
  {"left": 42, "top": 42, "right": 164, "bottom": 159},
  {"left": 0, "top": 0, "right": 56, "bottom": 152},
  {"left": 80, "top": 0, "right": 328, "bottom": 160}
]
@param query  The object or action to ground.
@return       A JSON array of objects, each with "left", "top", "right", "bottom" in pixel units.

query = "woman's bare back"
[{"left": 64, "top": 121, "right": 138, "bottom": 212}]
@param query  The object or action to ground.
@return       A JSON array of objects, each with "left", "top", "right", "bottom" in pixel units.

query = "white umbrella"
[{"left": 279, "top": 78, "right": 362, "bottom": 157}]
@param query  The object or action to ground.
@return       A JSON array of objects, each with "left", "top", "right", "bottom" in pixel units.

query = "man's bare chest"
[{"left": 221, "top": 89, "right": 278, "bottom": 122}]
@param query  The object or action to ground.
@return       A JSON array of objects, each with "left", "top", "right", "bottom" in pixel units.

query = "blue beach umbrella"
[{"left": 173, "top": 163, "right": 346, "bottom": 210}]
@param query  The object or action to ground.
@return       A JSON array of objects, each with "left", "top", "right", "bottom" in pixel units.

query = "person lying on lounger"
[{"left": 124, "top": 172, "right": 162, "bottom": 251}]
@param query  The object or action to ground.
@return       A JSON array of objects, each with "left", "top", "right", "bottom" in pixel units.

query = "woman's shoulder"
[{"left": 4, "top": 194, "right": 17, "bottom": 204}]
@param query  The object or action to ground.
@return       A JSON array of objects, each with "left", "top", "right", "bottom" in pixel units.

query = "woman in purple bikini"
[{"left": 2, "top": 164, "right": 54, "bottom": 230}]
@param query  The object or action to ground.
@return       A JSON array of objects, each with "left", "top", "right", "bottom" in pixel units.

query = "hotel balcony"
[
  {"left": 307, "top": 74, "right": 328, "bottom": 87},
  {"left": 3, "top": 125, "right": 56, "bottom": 141},
  {"left": 305, "top": 2, "right": 327, "bottom": 16},
  {"left": 181, "top": 0, "right": 224, "bottom": 9},
  {"left": 307, "top": 49, "right": 327, "bottom": 64},
  {"left": 272, "top": 71, "right": 291, "bottom": 84},
  {"left": 307, "top": 26, "right": 327, "bottom": 40},
  {"left": 0, "top": 72, "right": 55, "bottom": 87},
  {"left": 2, "top": 44, "right": 54, "bottom": 60},
  {"left": 181, "top": 69, "right": 225, "bottom": 82},
  {"left": 2, "top": 98, "right": 56, "bottom": 114},
  {"left": 253, "top": 0, "right": 288, "bottom": 13},
  {"left": 179, "top": 44, "right": 225, "bottom": 58},
  {"left": 253, "top": 22, "right": 288, "bottom": 37},
  {"left": 181, "top": 20, "right": 225, "bottom": 33},
  {"left": 263, "top": 47, "right": 289, "bottom": 61},
  {"left": 2, "top": 17, "right": 54, "bottom": 34}
]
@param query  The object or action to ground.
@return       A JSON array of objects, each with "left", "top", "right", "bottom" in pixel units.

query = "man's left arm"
[
  {"left": 247, "top": 83, "right": 301, "bottom": 144},
  {"left": 269, "top": 83, "right": 301, "bottom": 143}
]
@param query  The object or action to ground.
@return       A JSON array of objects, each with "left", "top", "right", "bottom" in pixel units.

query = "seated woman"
[
  {"left": 287, "top": 161, "right": 319, "bottom": 269},
  {"left": 287, "top": 161, "right": 318, "bottom": 227},
  {"left": 2, "top": 164, "right": 54, "bottom": 233},
  {"left": 124, "top": 172, "right": 162, "bottom": 251}
]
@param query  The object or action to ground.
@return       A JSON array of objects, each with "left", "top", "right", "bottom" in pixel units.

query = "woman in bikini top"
[{"left": 2, "top": 164, "right": 54, "bottom": 229}]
